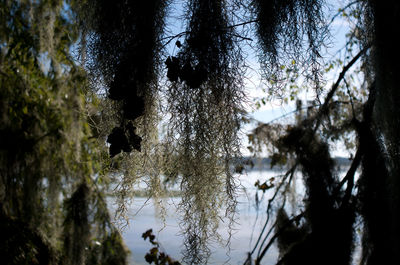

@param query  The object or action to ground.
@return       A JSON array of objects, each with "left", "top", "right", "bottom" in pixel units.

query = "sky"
[{"left": 238, "top": 0, "right": 357, "bottom": 157}]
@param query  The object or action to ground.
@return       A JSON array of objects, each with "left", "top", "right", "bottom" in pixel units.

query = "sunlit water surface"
[{"left": 107, "top": 170, "right": 288, "bottom": 265}]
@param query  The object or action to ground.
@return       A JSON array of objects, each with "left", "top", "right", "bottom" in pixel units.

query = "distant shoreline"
[{"left": 234, "top": 156, "right": 352, "bottom": 171}]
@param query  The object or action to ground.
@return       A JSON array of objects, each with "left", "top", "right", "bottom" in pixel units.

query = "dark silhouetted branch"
[
  {"left": 254, "top": 212, "right": 305, "bottom": 265},
  {"left": 313, "top": 45, "right": 370, "bottom": 131}
]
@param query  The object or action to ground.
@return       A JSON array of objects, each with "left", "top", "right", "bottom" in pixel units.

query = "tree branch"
[
  {"left": 159, "top": 31, "right": 189, "bottom": 48},
  {"left": 254, "top": 212, "right": 305, "bottom": 265},
  {"left": 160, "top": 19, "right": 258, "bottom": 48},
  {"left": 334, "top": 147, "right": 362, "bottom": 206},
  {"left": 248, "top": 164, "right": 297, "bottom": 258},
  {"left": 225, "top": 19, "right": 259, "bottom": 29},
  {"left": 313, "top": 45, "right": 370, "bottom": 131},
  {"left": 327, "top": 1, "right": 360, "bottom": 28}
]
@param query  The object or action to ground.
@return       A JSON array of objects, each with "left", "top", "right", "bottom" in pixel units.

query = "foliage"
[
  {"left": 142, "top": 229, "right": 181, "bottom": 265},
  {"left": 251, "top": 0, "right": 326, "bottom": 94},
  {"left": 0, "top": 1, "right": 128, "bottom": 264},
  {"left": 244, "top": 1, "right": 400, "bottom": 265},
  {"left": 2, "top": 1, "right": 400, "bottom": 265}
]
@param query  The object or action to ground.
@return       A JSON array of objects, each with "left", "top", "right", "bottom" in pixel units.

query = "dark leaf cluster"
[{"left": 142, "top": 229, "right": 181, "bottom": 265}]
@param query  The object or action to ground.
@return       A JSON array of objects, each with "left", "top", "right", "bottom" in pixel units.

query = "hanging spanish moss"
[
  {"left": 62, "top": 183, "right": 90, "bottom": 265},
  {"left": 328, "top": 2, "right": 400, "bottom": 263},
  {"left": 73, "top": 0, "right": 171, "bottom": 220},
  {"left": 0, "top": 1, "right": 129, "bottom": 264},
  {"left": 274, "top": 126, "right": 355, "bottom": 265},
  {"left": 251, "top": 0, "right": 326, "bottom": 93},
  {"left": 76, "top": 0, "right": 168, "bottom": 157},
  {"left": 354, "top": 83, "right": 397, "bottom": 265},
  {"left": 62, "top": 182, "right": 130, "bottom": 265},
  {"left": 163, "top": 0, "right": 245, "bottom": 263}
]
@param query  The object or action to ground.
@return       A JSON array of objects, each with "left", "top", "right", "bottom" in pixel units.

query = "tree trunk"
[{"left": 363, "top": 1, "right": 400, "bottom": 264}]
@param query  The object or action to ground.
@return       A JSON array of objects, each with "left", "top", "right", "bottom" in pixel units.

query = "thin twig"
[
  {"left": 343, "top": 77, "right": 356, "bottom": 117},
  {"left": 256, "top": 167, "right": 296, "bottom": 258},
  {"left": 328, "top": 1, "right": 359, "bottom": 28},
  {"left": 159, "top": 31, "right": 188, "bottom": 48},
  {"left": 333, "top": 147, "right": 362, "bottom": 206},
  {"left": 255, "top": 212, "right": 305, "bottom": 265},
  {"left": 313, "top": 45, "right": 370, "bottom": 132},
  {"left": 225, "top": 19, "right": 259, "bottom": 29},
  {"left": 247, "top": 164, "right": 297, "bottom": 259}
]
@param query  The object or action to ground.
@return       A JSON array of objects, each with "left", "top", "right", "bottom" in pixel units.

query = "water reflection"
[{"left": 113, "top": 170, "right": 282, "bottom": 264}]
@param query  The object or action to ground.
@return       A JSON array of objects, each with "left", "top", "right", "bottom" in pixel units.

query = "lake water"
[
  {"left": 111, "top": 170, "right": 285, "bottom": 265},
  {"left": 109, "top": 159, "right": 356, "bottom": 264}
]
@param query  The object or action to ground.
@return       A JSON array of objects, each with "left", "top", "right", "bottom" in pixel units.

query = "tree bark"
[{"left": 363, "top": 1, "right": 400, "bottom": 264}]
